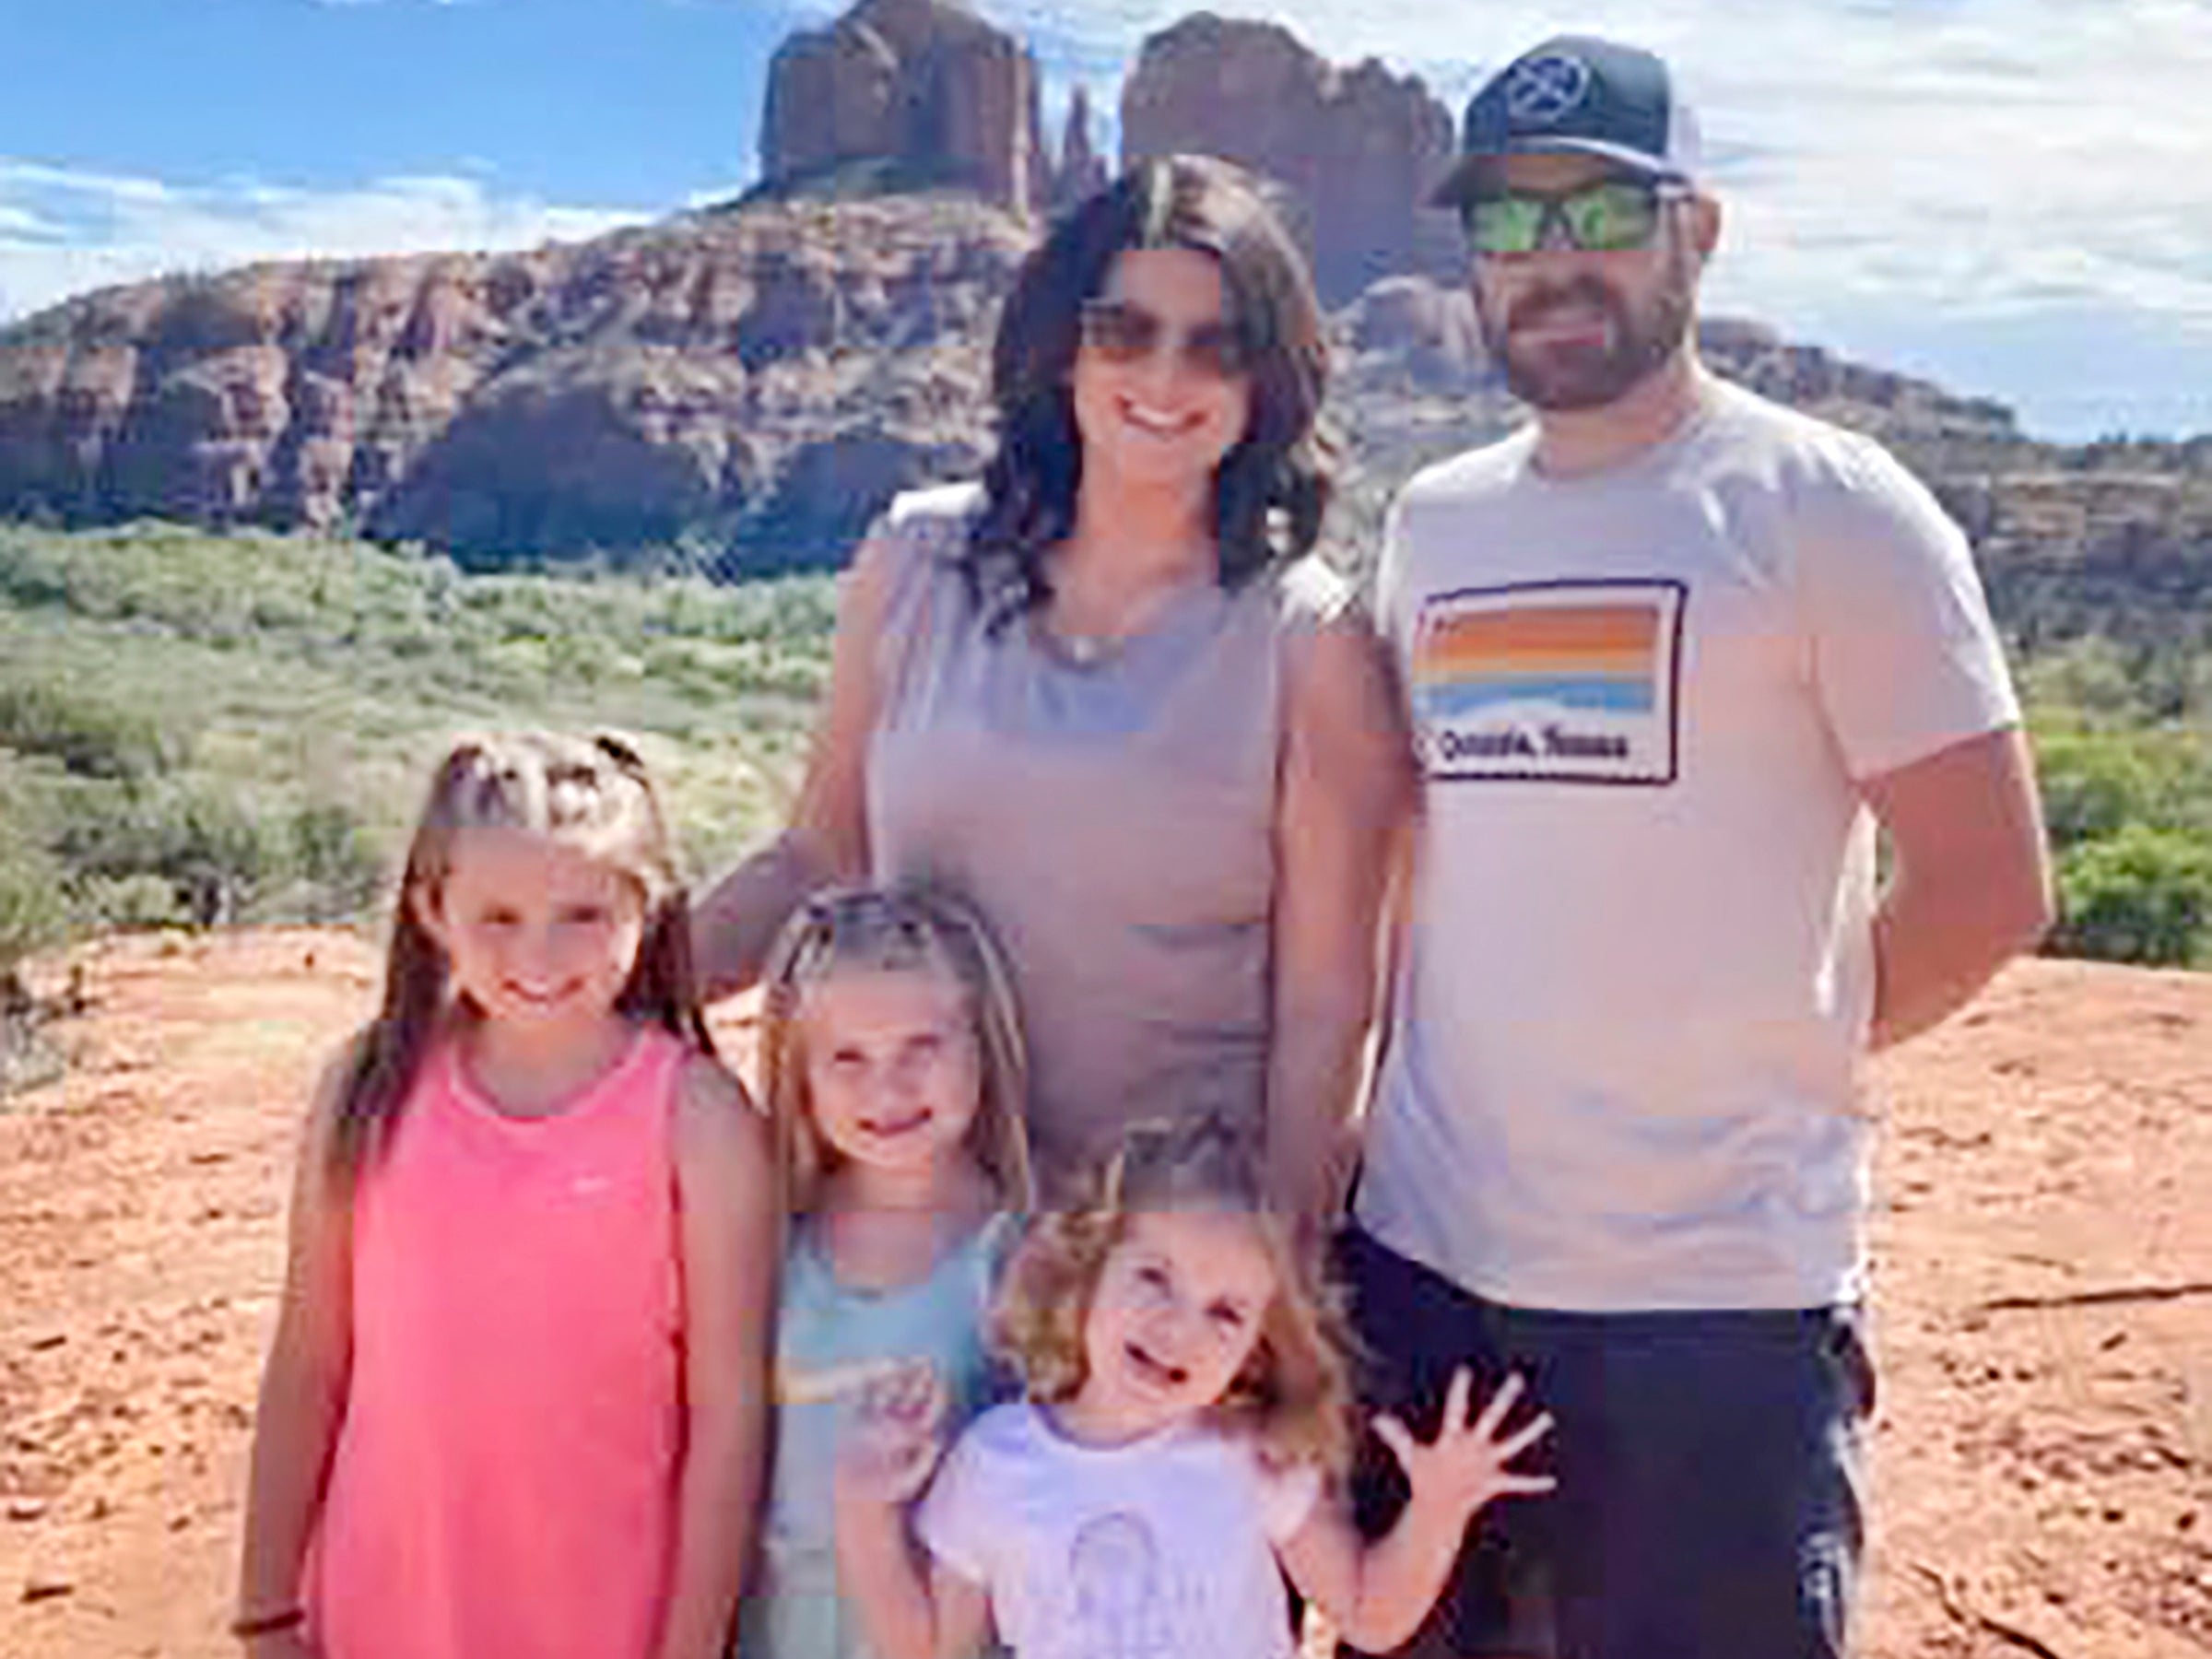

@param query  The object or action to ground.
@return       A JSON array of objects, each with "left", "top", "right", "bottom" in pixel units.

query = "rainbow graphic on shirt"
[{"left": 1410, "top": 579, "right": 1685, "bottom": 785}]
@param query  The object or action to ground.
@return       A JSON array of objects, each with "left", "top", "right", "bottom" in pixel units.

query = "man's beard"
[{"left": 1477, "top": 258, "right": 1696, "bottom": 412}]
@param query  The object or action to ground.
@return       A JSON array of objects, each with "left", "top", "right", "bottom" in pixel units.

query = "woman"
[{"left": 694, "top": 155, "right": 1410, "bottom": 1210}]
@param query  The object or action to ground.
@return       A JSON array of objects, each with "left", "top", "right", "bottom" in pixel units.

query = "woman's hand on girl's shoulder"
[
  {"left": 689, "top": 511, "right": 915, "bottom": 999},
  {"left": 1374, "top": 1369, "right": 1556, "bottom": 1523},
  {"left": 675, "top": 1049, "right": 771, "bottom": 1135}
]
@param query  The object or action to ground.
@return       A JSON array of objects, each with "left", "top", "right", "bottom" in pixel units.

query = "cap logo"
[{"left": 1503, "top": 53, "right": 1591, "bottom": 126}]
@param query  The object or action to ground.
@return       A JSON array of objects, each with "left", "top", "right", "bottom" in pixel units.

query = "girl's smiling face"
[
  {"left": 799, "top": 968, "right": 982, "bottom": 1182},
  {"left": 418, "top": 825, "right": 645, "bottom": 1035},
  {"left": 1074, "top": 1206, "right": 1279, "bottom": 1441}
]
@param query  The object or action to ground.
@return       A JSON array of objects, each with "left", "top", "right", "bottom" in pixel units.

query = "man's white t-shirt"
[
  {"left": 1358, "top": 380, "right": 2021, "bottom": 1312},
  {"left": 917, "top": 1402, "right": 1321, "bottom": 1659}
]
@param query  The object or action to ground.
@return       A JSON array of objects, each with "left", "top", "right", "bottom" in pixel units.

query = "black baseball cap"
[{"left": 1431, "top": 35, "right": 1703, "bottom": 207}]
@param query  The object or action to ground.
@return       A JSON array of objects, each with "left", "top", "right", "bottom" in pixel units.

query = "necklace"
[
  {"left": 1045, "top": 626, "right": 1123, "bottom": 667},
  {"left": 1037, "top": 559, "right": 1209, "bottom": 669}
]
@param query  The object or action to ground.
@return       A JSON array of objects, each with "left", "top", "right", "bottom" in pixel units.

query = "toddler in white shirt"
[{"left": 833, "top": 1115, "right": 1556, "bottom": 1659}]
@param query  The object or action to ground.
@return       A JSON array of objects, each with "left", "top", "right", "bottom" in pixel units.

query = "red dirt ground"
[{"left": 3, "top": 929, "right": 2209, "bottom": 1656}]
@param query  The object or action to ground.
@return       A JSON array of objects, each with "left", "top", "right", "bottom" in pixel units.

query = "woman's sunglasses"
[
  {"left": 1462, "top": 179, "right": 1683, "bottom": 255},
  {"left": 1077, "top": 299, "right": 1250, "bottom": 381}
]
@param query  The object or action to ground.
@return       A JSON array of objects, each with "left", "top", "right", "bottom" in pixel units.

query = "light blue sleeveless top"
[{"left": 742, "top": 1212, "right": 1015, "bottom": 1659}]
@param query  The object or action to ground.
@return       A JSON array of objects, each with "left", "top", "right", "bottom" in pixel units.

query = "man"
[{"left": 1342, "top": 34, "right": 2053, "bottom": 1659}]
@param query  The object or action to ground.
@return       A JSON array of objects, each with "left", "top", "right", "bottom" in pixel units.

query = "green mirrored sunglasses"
[{"left": 1463, "top": 180, "right": 1678, "bottom": 255}]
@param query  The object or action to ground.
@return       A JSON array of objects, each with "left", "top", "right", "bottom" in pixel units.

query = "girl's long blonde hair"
[
  {"left": 992, "top": 1114, "right": 1355, "bottom": 1475},
  {"left": 333, "top": 731, "right": 710, "bottom": 1175},
  {"left": 759, "top": 882, "right": 1033, "bottom": 1218}
]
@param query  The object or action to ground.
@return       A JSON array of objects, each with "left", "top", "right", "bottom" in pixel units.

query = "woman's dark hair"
[{"left": 963, "top": 153, "right": 1335, "bottom": 626}]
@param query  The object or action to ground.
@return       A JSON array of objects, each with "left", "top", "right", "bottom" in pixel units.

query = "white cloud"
[{"left": 0, "top": 160, "right": 647, "bottom": 324}]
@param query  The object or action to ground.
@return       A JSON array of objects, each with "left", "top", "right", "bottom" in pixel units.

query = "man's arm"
[{"left": 1862, "top": 724, "right": 2054, "bottom": 1051}]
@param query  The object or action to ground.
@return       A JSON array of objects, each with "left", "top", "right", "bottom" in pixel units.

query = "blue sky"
[
  {"left": 2, "top": 0, "right": 782, "bottom": 206},
  {"left": 6, "top": 0, "right": 2212, "bottom": 441}
]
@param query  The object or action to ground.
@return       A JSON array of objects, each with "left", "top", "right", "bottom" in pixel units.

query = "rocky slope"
[
  {"left": 1121, "top": 12, "right": 1463, "bottom": 307},
  {"left": 1, "top": 0, "right": 2208, "bottom": 631},
  {"left": 5, "top": 194, "right": 2209, "bottom": 660},
  {"left": 0, "top": 196, "right": 1028, "bottom": 574}
]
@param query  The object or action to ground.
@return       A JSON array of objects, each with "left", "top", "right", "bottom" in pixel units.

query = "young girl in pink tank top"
[{"left": 234, "top": 733, "right": 778, "bottom": 1659}]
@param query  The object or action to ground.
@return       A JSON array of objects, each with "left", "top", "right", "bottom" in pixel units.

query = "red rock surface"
[
  {"left": 761, "top": 0, "right": 1048, "bottom": 218},
  {"left": 2, "top": 930, "right": 2207, "bottom": 1654},
  {"left": 1120, "top": 14, "right": 1462, "bottom": 306},
  {"left": 0, "top": 197, "right": 1030, "bottom": 570}
]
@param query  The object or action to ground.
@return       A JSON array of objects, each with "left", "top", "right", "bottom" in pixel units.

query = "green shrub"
[
  {"left": 0, "top": 674, "right": 180, "bottom": 780},
  {"left": 2020, "top": 637, "right": 2179, "bottom": 728},
  {"left": 288, "top": 801, "right": 385, "bottom": 922},
  {"left": 2032, "top": 724, "right": 2211, "bottom": 848},
  {"left": 0, "top": 520, "right": 829, "bottom": 951},
  {"left": 2052, "top": 825, "right": 2212, "bottom": 968},
  {"left": 0, "top": 835, "right": 68, "bottom": 972},
  {"left": 77, "top": 873, "right": 190, "bottom": 932},
  {"left": 55, "top": 777, "right": 283, "bottom": 926}
]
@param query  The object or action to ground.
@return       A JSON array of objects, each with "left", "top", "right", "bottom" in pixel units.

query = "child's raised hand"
[
  {"left": 1373, "top": 1369, "right": 1556, "bottom": 1522},
  {"left": 834, "top": 1358, "right": 949, "bottom": 1507}
]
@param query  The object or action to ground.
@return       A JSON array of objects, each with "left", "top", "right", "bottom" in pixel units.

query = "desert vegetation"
[
  {"left": 0, "top": 521, "right": 833, "bottom": 1016},
  {"left": 0, "top": 514, "right": 2206, "bottom": 1033}
]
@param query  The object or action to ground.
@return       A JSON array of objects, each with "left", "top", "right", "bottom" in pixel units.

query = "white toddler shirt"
[{"left": 917, "top": 1402, "right": 1322, "bottom": 1659}]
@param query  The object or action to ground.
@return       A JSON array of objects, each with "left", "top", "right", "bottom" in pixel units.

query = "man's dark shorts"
[{"left": 1336, "top": 1227, "right": 1875, "bottom": 1659}]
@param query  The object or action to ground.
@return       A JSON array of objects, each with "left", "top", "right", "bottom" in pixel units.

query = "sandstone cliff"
[
  {"left": 1049, "top": 86, "right": 1112, "bottom": 218},
  {"left": 1120, "top": 13, "right": 1461, "bottom": 306},
  {"left": 758, "top": 0, "right": 1047, "bottom": 218},
  {"left": 0, "top": 198, "right": 1030, "bottom": 572},
  {"left": 8, "top": 217, "right": 2195, "bottom": 606}
]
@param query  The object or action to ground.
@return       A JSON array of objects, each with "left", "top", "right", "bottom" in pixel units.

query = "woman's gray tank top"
[{"left": 865, "top": 483, "right": 1349, "bottom": 1190}]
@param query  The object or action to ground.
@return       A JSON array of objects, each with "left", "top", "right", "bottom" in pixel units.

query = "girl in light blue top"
[{"left": 743, "top": 883, "right": 1032, "bottom": 1659}]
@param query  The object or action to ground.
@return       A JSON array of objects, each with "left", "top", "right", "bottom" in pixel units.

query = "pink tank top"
[{"left": 309, "top": 1025, "right": 688, "bottom": 1659}]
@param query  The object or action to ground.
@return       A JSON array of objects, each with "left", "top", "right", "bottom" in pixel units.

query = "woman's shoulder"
[
  {"left": 873, "top": 480, "right": 988, "bottom": 552},
  {"left": 853, "top": 481, "right": 990, "bottom": 653}
]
